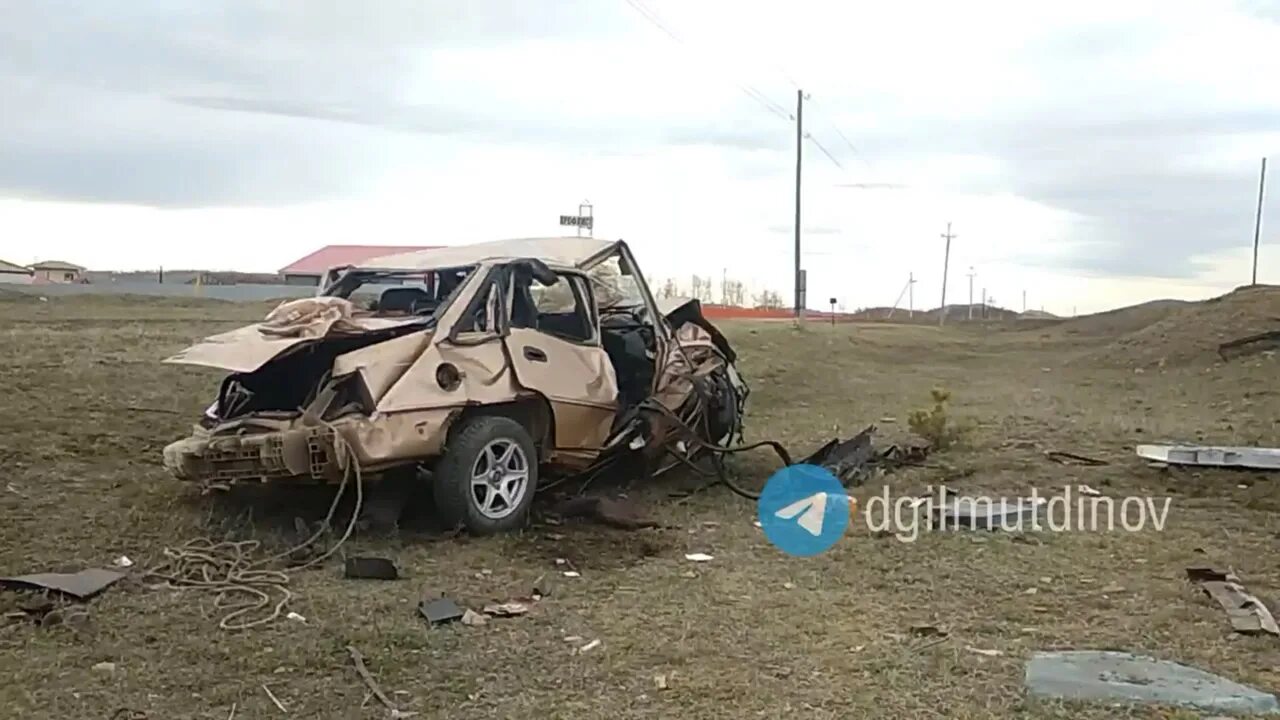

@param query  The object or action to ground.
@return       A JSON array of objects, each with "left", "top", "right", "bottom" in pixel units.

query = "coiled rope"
[{"left": 146, "top": 423, "right": 364, "bottom": 631}]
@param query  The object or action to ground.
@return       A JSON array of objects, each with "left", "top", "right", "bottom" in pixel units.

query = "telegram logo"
[{"left": 757, "top": 464, "right": 852, "bottom": 557}]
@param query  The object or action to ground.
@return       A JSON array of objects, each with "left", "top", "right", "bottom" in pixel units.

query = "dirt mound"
[
  {"left": 1082, "top": 285, "right": 1280, "bottom": 367},
  {"left": 1040, "top": 299, "right": 1190, "bottom": 338}
]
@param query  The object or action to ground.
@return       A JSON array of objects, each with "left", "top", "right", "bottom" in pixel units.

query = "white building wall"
[{"left": 0, "top": 271, "right": 33, "bottom": 285}]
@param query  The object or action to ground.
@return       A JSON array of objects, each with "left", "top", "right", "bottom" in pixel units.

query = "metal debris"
[
  {"left": 344, "top": 557, "right": 399, "bottom": 581},
  {"left": 1186, "top": 567, "right": 1280, "bottom": 636},
  {"left": 1045, "top": 451, "right": 1109, "bottom": 467},
  {"left": 1137, "top": 444, "right": 1280, "bottom": 470},
  {"left": 417, "top": 598, "right": 464, "bottom": 626},
  {"left": 799, "top": 425, "right": 929, "bottom": 486},
  {"left": 0, "top": 568, "right": 125, "bottom": 600}
]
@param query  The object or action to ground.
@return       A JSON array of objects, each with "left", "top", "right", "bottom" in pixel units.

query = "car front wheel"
[{"left": 433, "top": 416, "right": 538, "bottom": 535}]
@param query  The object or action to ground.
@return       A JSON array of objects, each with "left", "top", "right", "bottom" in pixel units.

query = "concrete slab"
[{"left": 1025, "top": 651, "right": 1279, "bottom": 716}]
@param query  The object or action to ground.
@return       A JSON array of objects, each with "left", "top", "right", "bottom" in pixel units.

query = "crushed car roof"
[{"left": 357, "top": 236, "right": 617, "bottom": 272}]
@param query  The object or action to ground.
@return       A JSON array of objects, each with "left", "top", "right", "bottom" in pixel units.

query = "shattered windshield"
[{"left": 586, "top": 254, "right": 645, "bottom": 309}]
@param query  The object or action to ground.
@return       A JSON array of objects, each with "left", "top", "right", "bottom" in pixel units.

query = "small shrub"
[{"left": 907, "top": 388, "right": 967, "bottom": 450}]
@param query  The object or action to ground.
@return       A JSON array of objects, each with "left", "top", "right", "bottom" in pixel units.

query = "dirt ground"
[{"left": 4, "top": 291, "right": 1280, "bottom": 719}]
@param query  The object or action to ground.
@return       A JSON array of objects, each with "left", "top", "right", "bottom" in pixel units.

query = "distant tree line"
[{"left": 653, "top": 275, "right": 782, "bottom": 309}]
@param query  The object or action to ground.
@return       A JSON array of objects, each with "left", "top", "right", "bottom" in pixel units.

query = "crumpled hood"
[{"left": 164, "top": 317, "right": 426, "bottom": 373}]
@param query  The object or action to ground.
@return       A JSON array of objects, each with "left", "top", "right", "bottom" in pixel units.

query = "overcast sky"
[{"left": 1, "top": 0, "right": 1278, "bottom": 314}]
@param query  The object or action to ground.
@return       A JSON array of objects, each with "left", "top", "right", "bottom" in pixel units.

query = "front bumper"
[{"left": 163, "top": 424, "right": 343, "bottom": 483}]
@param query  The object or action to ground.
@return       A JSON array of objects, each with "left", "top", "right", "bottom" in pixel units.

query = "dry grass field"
[{"left": 5, "top": 288, "right": 1280, "bottom": 719}]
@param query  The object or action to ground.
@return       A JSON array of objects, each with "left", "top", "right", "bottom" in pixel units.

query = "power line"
[
  {"left": 618, "top": 0, "right": 874, "bottom": 178},
  {"left": 805, "top": 95, "right": 874, "bottom": 171},
  {"left": 620, "top": 0, "right": 791, "bottom": 122},
  {"left": 803, "top": 132, "right": 843, "bottom": 170}
]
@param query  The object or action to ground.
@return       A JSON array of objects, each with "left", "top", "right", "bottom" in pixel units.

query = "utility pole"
[
  {"left": 908, "top": 272, "right": 915, "bottom": 318},
  {"left": 981, "top": 287, "right": 987, "bottom": 319},
  {"left": 939, "top": 222, "right": 955, "bottom": 326},
  {"left": 1254, "top": 157, "right": 1267, "bottom": 286},
  {"left": 793, "top": 89, "right": 805, "bottom": 319},
  {"left": 966, "top": 266, "right": 975, "bottom": 320},
  {"left": 1022, "top": 289, "right": 1027, "bottom": 313}
]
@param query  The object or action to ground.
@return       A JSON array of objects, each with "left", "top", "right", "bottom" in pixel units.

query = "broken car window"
[
  {"left": 588, "top": 254, "right": 645, "bottom": 310},
  {"left": 323, "top": 267, "right": 474, "bottom": 322},
  {"left": 453, "top": 272, "right": 500, "bottom": 334},
  {"left": 514, "top": 272, "right": 594, "bottom": 344}
]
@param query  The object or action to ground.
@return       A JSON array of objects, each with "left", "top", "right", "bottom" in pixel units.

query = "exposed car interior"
[
  {"left": 376, "top": 286, "right": 433, "bottom": 314},
  {"left": 503, "top": 257, "right": 658, "bottom": 417}
]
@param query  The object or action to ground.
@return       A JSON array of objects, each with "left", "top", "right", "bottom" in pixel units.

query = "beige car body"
[{"left": 162, "top": 237, "right": 746, "bottom": 489}]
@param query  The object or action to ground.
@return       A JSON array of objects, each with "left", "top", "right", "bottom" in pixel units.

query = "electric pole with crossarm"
[{"left": 939, "top": 222, "right": 955, "bottom": 326}]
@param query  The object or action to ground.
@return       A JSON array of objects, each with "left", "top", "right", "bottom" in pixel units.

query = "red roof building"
[{"left": 278, "top": 245, "right": 440, "bottom": 286}]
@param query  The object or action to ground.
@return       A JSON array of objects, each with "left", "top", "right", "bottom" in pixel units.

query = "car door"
[{"left": 506, "top": 269, "right": 619, "bottom": 461}]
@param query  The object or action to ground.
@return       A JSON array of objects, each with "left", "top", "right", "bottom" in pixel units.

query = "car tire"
[{"left": 433, "top": 415, "right": 539, "bottom": 535}]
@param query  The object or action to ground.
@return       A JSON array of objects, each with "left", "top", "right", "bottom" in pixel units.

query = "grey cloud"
[
  {"left": 846, "top": 103, "right": 1280, "bottom": 279},
  {"left": 983, "top": 112, "right": 1277, "bottom": 278},
  {"left": 173, "top": 93, "right": 764, "bottom": 152},
  {"left": 0, "top": 1, "right": 631, "bottom": 98},
  {"left": 0, "top": 81, "right": 393, "bottom": 207},
  {"left": 0, "top": 0, "right": 642, "bottom": 206},
  {"left": 1, "top": 0, "right": 1276, "bottom": 285}
]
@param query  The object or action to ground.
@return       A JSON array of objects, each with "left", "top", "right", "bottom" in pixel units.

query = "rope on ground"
[{"left": 145, "top": 422, "right": 365, "bottom": 631}]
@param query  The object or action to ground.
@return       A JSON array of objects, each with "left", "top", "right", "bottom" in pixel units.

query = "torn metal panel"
[
  {"left": 360, "top": 237, "right": 616, "bottom": 272},
  {"left": 0, "top": 568, "right": 125, "bottom": 600},
  {"left": 418, "top": 598, "right": 465, "bottom": 625},
  {"left": 799, "top": 426, "right": 927, "bottom": 486},
  {"left": 1186, "top": 567, "right": 1280, "bottom": 636},
  {"left": 1137, "top": 444, "right": 1280, "bottom": 470},
  {"left": 164, "top": 312, "right": 425, "bottom": 373},
  {"left": 801, "top": 426, "right": 876, "bottom": 485}
]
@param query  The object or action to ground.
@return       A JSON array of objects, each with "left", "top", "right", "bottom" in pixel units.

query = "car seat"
[{"left": 378, "top": 287, "right": 432, "bottom": 314}]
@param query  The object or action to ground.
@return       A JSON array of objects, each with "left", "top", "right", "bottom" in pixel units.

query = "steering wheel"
[{"left": 601, "top": 307, "right": 646, "bottom": 331}]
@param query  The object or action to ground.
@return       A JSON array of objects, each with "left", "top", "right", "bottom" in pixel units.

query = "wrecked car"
[{"left": 163, "top": 237, "right": 747, "bottom": 534}]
